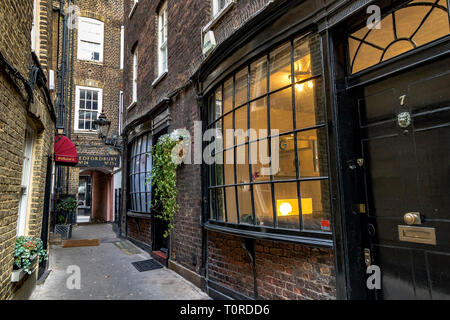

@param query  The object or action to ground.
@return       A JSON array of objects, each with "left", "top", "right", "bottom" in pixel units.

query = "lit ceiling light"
[{"left": 279, "top": 202, "right": 293, "bottom": 216}]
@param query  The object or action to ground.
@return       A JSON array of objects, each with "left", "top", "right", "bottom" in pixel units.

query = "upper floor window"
[
  {"left": 212, "top": 0, "right": 228, "bottom": 16},
  {"left": 77, "top": 17, "right": 104, "bottom": 62},
  {"left": 132, "top": 47, "right": 138, "bottom": 104},
  {"left": 158, "top": 2, "right": 168, "bottom": 76},
  {"left": 75, "top": 86, "right": 102, "bottom": 131},
  {"left": 120, "top": 26, "right": 124, "bottom": 69},
  {"left": 348, "top": 0, "right": 450, "bottom": 74},
  {"left": 206, "top": 34, "right": 331, "bottom": 241},
  {"left": 31, "top": 0, "right": 38, "bottom": 51},
  {"left": 129, "top": 133, "right": 152, "bottom": 213}
]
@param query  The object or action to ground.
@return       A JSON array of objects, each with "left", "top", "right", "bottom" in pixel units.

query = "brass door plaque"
[{"left": 398, "top": 225, "right": 436, "bottom": 245}]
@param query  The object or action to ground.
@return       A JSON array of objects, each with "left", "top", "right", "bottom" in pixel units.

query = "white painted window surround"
[
  {"left": 132, "top": 50, "right": 138, "bottom": 104},
  {"left": 31, "top": 0, "right": 38, "bottom": 52},
  {"left": 17, "top": 126, "right": 35, "bottom": 236},
  {"left": 203, "top": 0, "right": 235, "bottom": 33},
  {"left": 120, "top": 26, "right": 124, "bottom": 69},
  {"left": 212, "top": 0, "right": 227, "bottom": 16},
  {"left": 119, "top": 91, "right": 123, "bottom": 134},
  {"left": 74, "top": 86, "right": 103, "bottom": 132},
  {"left": 77, "top": 17, "right": 104, "bottom": 62},
  {"left": 158, "top": 2, "right": 168, "bottom": 77}
]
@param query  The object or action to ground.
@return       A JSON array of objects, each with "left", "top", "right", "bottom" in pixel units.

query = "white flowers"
[{"left": 156, "top": 128, "right": 191, "bottom": 165}]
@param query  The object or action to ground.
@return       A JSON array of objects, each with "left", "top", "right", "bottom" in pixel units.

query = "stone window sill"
[
  {"left": 129, "top": 1, "right": 139, "bottom": 19},
  {"left": 151, "top": 71, "right": 167, "bottom": 88},
  {"left": 74, "top": 130, "right": 97, "bottom": 135},
  {"left": 202, "top": 0, "right": 236, "bottom": 33},
  {"left": 127, "top": 211, "right": 152, "bottom": 219},
  {"left": 127, "top": 101, "right": 137, "bottom": 110}
]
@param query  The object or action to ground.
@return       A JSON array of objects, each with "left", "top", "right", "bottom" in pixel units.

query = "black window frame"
[
  {"left": 128, "top": 132, "right": 153, "bottom": 214},
  {"left": 204, "top": 32, "right": 334, "bottom": 246}
]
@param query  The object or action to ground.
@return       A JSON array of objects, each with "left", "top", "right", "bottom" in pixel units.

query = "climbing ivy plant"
[{"left": 147, "top": 129, "right": 190, "bottom": 238}]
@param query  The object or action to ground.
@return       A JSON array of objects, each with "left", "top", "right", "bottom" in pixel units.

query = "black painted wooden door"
[{"left": 358, "top": 57, "right": 450, "bottom": 299}]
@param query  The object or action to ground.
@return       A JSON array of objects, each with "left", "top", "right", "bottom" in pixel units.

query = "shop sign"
[{"left": 76, "top": 154, "right": 120, "bottom": 167}]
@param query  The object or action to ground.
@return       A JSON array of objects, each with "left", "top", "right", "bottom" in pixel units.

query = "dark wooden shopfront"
[{"left": 331, "top": 0, "right": 450, "bottom": 299}]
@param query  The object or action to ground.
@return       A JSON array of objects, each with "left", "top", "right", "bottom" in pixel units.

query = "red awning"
[{"left": 54, "top": 135, "right": 78, "bottom": 166}]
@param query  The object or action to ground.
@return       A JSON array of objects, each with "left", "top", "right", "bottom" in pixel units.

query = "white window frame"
[
  {"left": 77, "top": 17, "right": 104, "bottom": 63},
  {"left": 131, "top": 49, "right": 138, "bottom": 105},
  {"left": 31, "top": 0, "right": 38, "bottom": 52},
  {"left": 157, "top": 2, "right": 168, "bottom": 77},
  {"left": 17, "top": 125, "right": 35, "bottom": 236},
  {"left": 212, "top": 0, "right": 228, "bottom": 17},
  {"left": 74, "top": 85, "right": 103, "bottom": 132},
  {"left": 203, "top": 0, "right": 235, "bottom": 33},
  {"left": 120, "top": 26, "right": 124, "bottom": 69},
  {"left": 129, "top": 0, "right": 139, "bottom": 18},
  {"left": 119, "top": 91, "right": 124, "bottom": 134}
]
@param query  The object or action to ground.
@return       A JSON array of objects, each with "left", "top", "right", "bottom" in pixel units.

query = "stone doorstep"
[{"left": 49, "top": 233, "right": 62, "bottom": 245}]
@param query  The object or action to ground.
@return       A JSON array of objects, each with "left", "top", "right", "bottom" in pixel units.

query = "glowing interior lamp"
[{"left": 276, "top": 198, "right": 313, "bottom": 217}]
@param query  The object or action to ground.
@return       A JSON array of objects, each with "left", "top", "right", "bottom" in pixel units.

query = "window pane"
[
  {"left": 270, "top": 87, "right": 293, "bottom": 134},
  {"left": 237, "top": 185, "right": 252, "bottom": 224},
  {"left": 274, "top": 182, "right": 300, "bottom": 230},
  {"left": 141, "top": 135, "right": 147, "bottom": 153},
  {"left": 295, "top": 78, "right": 325, "bottom": 128},
  {"left": 223, "top": 77, "right": 233, "bottom": 114},
  {"left": 294, "top": 34, "right": 322, "bottom": 79},
  {"left": 253, "top": 183, "right": 273, "bottom": 227},
  {"left": 223, "top": 113, "right": 233, "bottom": 149},
  {"left": 250, "top": 56, "right": 267, "bottom": 100},
  {"left": 92, "top": 101, "right": 98, "bottom": 110},
  {"left": 215, "top": 87, "right": 223, "bottom": 121},
  {"left": 235, "top": 67, "right": 248, "bottom": 107},
  {"left": 298, "top": 129, "right": 328, "bottom": 178},
  {"left": 78, "top": 111, "right": 85, "bottom": 129},
  {"left": 79, "top": 100, "right": 85, "bottom": 109},
  {"left": 251, "top": 139, "right": 270, "bottom": 182},
  {"left": 275, "top": 133, "right": 297, "bottom": 180},
  {"left": 249, "top": 97, "right": 267, "bottom": 141},
  {"left": 92, "top": 91, "right": 98, "bottom": 101},
  {"left": 80, "top": 89, "right": 86, "bottom": 100},
  {"left": 300, "top": 180, "right": 331, "bottom": 231},
  {"left": 215, "top": 120, "right": 223, "bottom": 153},
  {"left": 85, "top": 112, "right": 91, "bottom": 130},
  {"left": 85, "top": 100, "right": 92, "bottom": 110},
  {"left": 86, "top": 90, "right": 92, "bottom": 100},
  {"left": 215, "top": 158, "right": 224, "bottom": 186},
  {"left": 236, "top": 143, "right": 249, "bottom": 183},
  {"left": 225, "top": 187, "right": 237, "bottom": 223},
  {"left": 269, "top": 42, "right": 291, "bottom": 91},
  {"left": 234, "top": 105, "right": 247, "bottom": 144},
  {"left": 224, "top": 148, "right": 234, "bottom": 185},
  {"left": 216, "top": 188, "right": 225, "bottom": 221},
  {"left": 210, "top": 189, "right": 216, "bottom": 220}
]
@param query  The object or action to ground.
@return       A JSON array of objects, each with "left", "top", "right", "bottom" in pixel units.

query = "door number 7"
[{"left": 399, "top": 95, "right": 407, "bottom": 106}]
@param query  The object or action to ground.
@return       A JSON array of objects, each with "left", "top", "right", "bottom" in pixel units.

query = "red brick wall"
[
  {"left": 208, "top": 231, "right": 336, "bottom": 300},
  {"left": 127, "top": 218, "right": 152, "bottom": 245}
]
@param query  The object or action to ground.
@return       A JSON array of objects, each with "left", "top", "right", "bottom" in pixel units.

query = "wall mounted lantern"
[{"left": 93, "top": 113, "right": 121, "bottom": 151}]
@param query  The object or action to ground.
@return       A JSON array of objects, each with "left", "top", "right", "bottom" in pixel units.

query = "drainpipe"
[{"left": 65, "top": 0, "right": 76, "bottom": 194}]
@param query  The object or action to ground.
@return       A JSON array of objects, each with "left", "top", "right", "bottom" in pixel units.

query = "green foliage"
[
  {"left": 147, "top": 132, "right": 187, "bottom": 238},
  {"left": 57, "top": 214, "right": 68, "bottom": 225},
  {"left": 56, "top": 197, "right": 77, "bottom": 213},
  {"left": 14, "top": 236, "right": 48, "bottom": 274}
]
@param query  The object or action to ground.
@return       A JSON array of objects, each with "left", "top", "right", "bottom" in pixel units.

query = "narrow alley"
[{"left": 30, "top": 224, "right": 209, "bottom": 300}]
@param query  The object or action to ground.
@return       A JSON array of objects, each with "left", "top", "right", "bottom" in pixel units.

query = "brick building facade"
[
  {"left": 121, "top": 0, "right": 337, "bottom": 300},
  {"left": 0, "top": 0, "right": 56, "bottom": 299},
  {"left": 57, "top": 0, "right": 124, "bottom": 224},
  {"left": 122, "top": 0, "right": 450, "bottom": 300}
]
